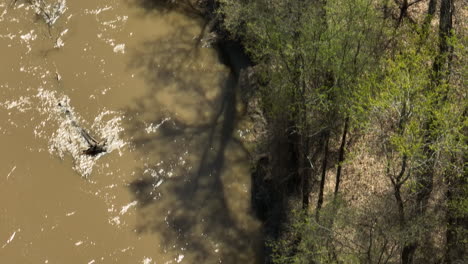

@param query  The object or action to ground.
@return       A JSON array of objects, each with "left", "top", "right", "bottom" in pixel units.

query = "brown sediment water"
[{"left": 0, "top": 0, "right": 261, "bottom": 263}]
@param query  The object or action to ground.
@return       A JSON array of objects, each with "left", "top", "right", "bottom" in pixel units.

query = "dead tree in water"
[
  {"left": 79, "top": 128, "right": 107, "bottom": 156},
  {"left": 58, "top": 103, "right": 107, "bottom": 156}
]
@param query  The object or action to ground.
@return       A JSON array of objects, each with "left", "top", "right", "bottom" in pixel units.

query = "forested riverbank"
[
  {"left": 1, "top": 0, "right": 464, "bottom": 263},
  {"left": 188, "top": 0, "right": 467, "bottom": 263}
]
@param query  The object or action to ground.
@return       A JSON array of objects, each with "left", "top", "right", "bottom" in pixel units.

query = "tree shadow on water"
[
  {"left": 124, "top": 20, "right": 262, "bottom": 264},
  {"left": 125, "top": 0, "right": 205, "bottom": 18}
]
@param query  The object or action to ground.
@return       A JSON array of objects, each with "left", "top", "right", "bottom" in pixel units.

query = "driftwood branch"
[
  {"left": 79, "top": 128, "right": 107, "bottom": 156},
  {"left": 58, "top": 103, "right": 107, "bottom": 156}
]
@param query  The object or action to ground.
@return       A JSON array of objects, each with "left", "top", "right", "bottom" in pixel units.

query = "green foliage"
[
  {"left": 370, "top": 43, "right": 436, "bottom": 161},
  {"left": 219, "top": 0, "right": 466, "bottom": 262},
  {"left": 270, "top": 203, "right": 364, "bottom": 264},
  {"left": 219, "top": 0, "right": 387, "bottom": 136}
]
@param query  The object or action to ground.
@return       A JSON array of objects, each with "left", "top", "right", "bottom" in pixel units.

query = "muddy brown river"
[{"left": 0, "top": 0, "right": 261, "bottom": 263}]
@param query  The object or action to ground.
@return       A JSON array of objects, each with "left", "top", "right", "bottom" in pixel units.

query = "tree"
[{"left": 218, "top": 0, "right": 466, "bottom": 262}]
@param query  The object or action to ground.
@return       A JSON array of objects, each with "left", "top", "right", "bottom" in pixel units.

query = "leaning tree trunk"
[{"left": 334, "top": 117, "right": 349, "bottom": 198}]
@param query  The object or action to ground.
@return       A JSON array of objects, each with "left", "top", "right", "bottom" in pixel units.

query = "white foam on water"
[
  {"left": 155, "top": 179, "right": 164, "bottom": 187},
  {"left": 32, "top": 0, "right": 68, "bottom": 26},
  {"left": 1, "top": 96, "right": 32, "bottom": 112},
  {"left": 20, "top": 30, "right": 36, "bottom": 41},
  {"left": 33, "top": 88, "right": 126, "bottom": 177},
  {"left": 0, "top": 33, "right": 16, "bottom": 40},
  {"left": 121, "top": 246, "right": 132, "bottom": 253},
  {"left": 145, "top": 117, "right": 171, "bottom": 134},
  {"left": 54, "top": 37, "right": 64, "bottom": 48},
  {"left": 54, "top": 29, "right": 68, "bottom": 48},
  {"left": 85, "top": 6, "right": 112, "bottom": 15},
  {"left": 2, "top": 229, "right": 20, "bottom": 249},
  {"left": 0, "top": 8, "right": 6, "bottom": 22},
  {"left": 142, "top": 257, "right": 153, "bottom": 264},
  {"left": 102, "top": 16, "right": 128, "bottom": 29},
  {"left": 109, "top": 216, "right": 121, "bottom": 226},
  {"left": 113, "top": 43, "right": 125, "bottom": 54},
  {"left": 143, "top": 168, "right": 159, "bottom": 177},
  {"left": 19, "top": 29, "right": 37, "bottom": 53},
  {"left": 119, "top": 201, "right": 137, "bottom": 215},
  {"left": 6, "top": 166, "right": 17, "bottom": 180},
  {"left": 92, "top": 110, "right": 126, "bottom": 156}
]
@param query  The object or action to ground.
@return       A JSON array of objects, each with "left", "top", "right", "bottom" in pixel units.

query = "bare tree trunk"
[
  {"left": 422, "top": 0, "right": 438, "bottom": 31},
  {"left": 410, "top": 1, "right": 455, "bottom": 263},
  {"left": 396, "top": 0, "right": 409, "bottom": 26},
  {"left": 391, "top": 155, "right": 417, "bottom": 264},
  {"left": 334, "top": 117, "right": 349, "bottom": 198},
  {"left": 316, "top": 132, "right": 330, "bottom": 219},
  {"left": 433, "top": 0, "right": 454, "bottom": 83},
  {"left": 444, "top": 169, "right": 468, "bottom": 263},
  {"left": 443, "top": 120, "right": 466, "bottom": 264},
  {"left": 417, "top": 0, "right": 438, "bottom": 48},
  {"left": 401, "top": 243, "right": 417, "bottom": 264}
]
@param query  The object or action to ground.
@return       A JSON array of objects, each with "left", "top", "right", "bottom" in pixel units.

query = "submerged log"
[
  {"left": 80, "top": 128, "right": 107, "bottom": 156},
  {"left": 58, "top": 102, "right": 107, "bottom": 156}
]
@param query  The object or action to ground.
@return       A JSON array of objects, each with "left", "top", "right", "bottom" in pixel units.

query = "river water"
[{"left": 0, "top": 0, "right": 261, "bottom": 263}]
